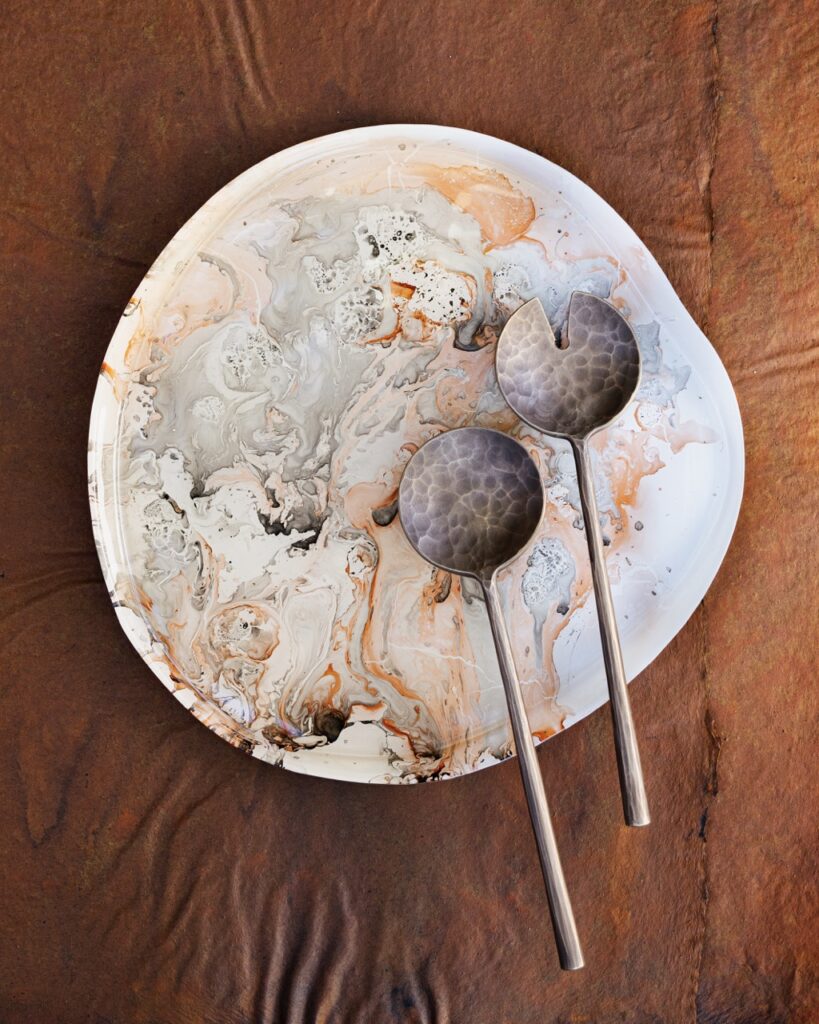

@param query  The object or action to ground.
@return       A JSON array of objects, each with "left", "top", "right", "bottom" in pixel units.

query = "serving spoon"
[
  {"left": 496, "top": 292, "right": 650, "bottom": 827},
  {"left": 399, "top": 427, "right": 584, "bottom": 971}
]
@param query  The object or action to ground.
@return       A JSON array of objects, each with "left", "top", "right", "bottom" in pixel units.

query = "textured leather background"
[{"left": 1, "top": 2, "right": 817, "bottom": 1021}]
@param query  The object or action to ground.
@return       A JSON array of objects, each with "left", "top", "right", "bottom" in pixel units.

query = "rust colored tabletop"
[{"left": 1, "top": 2, "right": 817, "bottom": 1021}]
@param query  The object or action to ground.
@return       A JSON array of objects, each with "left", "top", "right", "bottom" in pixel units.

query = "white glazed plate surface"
[{"left": 89, "top": 125, "right": 744, "bottom": 782}]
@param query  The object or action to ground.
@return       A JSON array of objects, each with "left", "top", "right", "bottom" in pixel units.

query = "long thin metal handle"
[
  {"left": 571, "top": 438, "right": 650, "bottom": 827},
  {"left": 482, "top": 578, "right": 584, "bottom": 971}
]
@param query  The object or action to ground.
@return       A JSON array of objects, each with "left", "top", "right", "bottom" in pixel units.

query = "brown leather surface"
[{"left": 2, "top": 1, "right": 817, "bottom": 1021}]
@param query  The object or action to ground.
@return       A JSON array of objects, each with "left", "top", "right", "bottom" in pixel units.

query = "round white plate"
[{"left": 89, "top": 125, "right": 743, "bottom": 782}]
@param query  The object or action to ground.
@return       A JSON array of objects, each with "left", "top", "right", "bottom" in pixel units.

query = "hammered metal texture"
[
  {"left": 399, "top": 428, "right": 543, "bottom": 579},
  {"left": 496, "top": 292, "right": 641, "bottom": 439}
]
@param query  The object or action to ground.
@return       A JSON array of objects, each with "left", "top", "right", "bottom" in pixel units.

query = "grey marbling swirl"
[
  {"left": 398, "top": 428, "right": 543, "bottom": 580},
  {"left": 496, "top": 292, "right": 641, "bottom": 439}
]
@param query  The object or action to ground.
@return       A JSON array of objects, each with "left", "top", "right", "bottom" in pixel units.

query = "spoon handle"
[
  {"left": 482, "top": 578, "right": 584, "bottom": 971},
  {"left": 571, "top": 438, "right": 651, "bottom": 827}
]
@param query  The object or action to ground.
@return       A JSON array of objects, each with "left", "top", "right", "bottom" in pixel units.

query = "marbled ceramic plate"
[{"left": 89, "top": 125, "right": 744, "bottom": 783}]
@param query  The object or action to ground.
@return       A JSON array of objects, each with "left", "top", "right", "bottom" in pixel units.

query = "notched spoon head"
[
  {"left": 398, "top": 427, "right": 543, "bottom": 581},
  {"left": 496, "top": 292, "right": 642, "bottom": 440}
]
